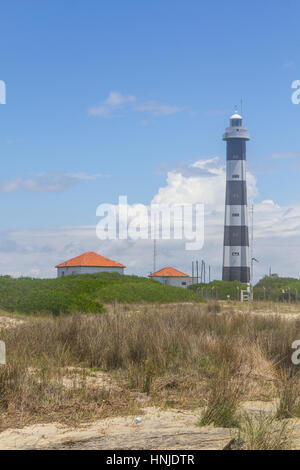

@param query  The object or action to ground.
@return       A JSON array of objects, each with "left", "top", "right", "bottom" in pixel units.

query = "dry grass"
[
  {"left": 0, "top": 302, "right": 300, "bottom": 434},
  {"left": 198, "top": 364, "right": 245, "bottom": 428},
  {"left": 236, "top": 413, "right": 294, "bottom": 450},
  {"left": 0, "top": 360, "right": 141, "bottom": 431},
  {"left": 275, "top": 369, "right": 300, "bottom": 419},
  {"left": 220, "top": 300, "right": 300, "bottom": 316}
]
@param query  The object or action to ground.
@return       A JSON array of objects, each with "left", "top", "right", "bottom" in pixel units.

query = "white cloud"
[
  {"left": 68, "top": 172, "right": 107, "bottom": 181},
  {"left": 205, "top": 109, "right": 232, "bottom": 116},
  {"left": 0, "top": 172, "right": 106, "bottom": 193},
  {"left": 271, "top": 151, "right": 300, "bottom": 159},
  {"left": 104, "top": 91, "right": 136, "bottom": 107},
  {"left": 283, "top": 61, "right": 295, "bottom": 69},
  {"left": 134, "top": 101, "right": 183, "bottom": 116},
  {"left": 153, "top": 157, "right": 258, "bottom": 208},
  {"left": 88, "top": 106, "right": 115, "bottom": 118},
  {"left": 88, "top": 91, "right": 186, "bottom": 119},
  {"left": 1, "top": 158, "right": 300, "bottom": 282}
]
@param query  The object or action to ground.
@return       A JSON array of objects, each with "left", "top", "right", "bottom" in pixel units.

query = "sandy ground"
[
  {"left": 0, "top": 407, "right": 233, "bottom": 450},
  {"left": 0, "top": 314, "right": 25, "bottom": 329},
  {"left": 0, "top": 402, "right": 299, "bottom": 450}
]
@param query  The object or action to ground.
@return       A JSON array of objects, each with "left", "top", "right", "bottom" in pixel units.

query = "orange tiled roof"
[
  {"left": 55, "top": 251, "right": 126, "bottom": 268},
  {"left": 149, "top": 267, "right": 189, "bottom": 277}
]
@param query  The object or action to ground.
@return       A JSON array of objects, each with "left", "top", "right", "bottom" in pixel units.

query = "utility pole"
[
  {"left": 192, "top": 262, "right": 194, "bottom": 284},
  {"left": 250, "top": 204, "right": 254, "bottom": 283},
  {"left": 196, "top": 260, "right": 199, "bottom": 284}
]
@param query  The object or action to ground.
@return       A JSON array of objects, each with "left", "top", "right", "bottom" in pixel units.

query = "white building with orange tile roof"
[
  {"left": 55, "top": 251, "right": 126, "bottom": 277},
  {"left": 149, "top": 267, "right": 192, "bottom": 288}
]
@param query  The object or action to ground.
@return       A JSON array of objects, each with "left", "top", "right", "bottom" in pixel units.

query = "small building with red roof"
[
  {"left": 55, "top": 251, "right": 126, "bottom": 277},
  {"left": 149, "top": 267, "right": 191, "bottom": 288}
]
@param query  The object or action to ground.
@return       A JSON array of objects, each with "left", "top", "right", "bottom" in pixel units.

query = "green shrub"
[
  {"left": 254, "top": 276, "right": 300, "bottom": 302},
  {"left": 0, "top": 273, "right": 203, "bottom": 315},
  {"left": 188, "top": 280, "right": 246, "bottom": 301}
]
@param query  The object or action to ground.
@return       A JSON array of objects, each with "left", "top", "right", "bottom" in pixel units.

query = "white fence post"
[{"left": 0, "top": 341, "right": 6, "bottom": 365}]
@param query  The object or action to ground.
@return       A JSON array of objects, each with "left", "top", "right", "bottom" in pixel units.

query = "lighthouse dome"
[
  {"left": 230, "top": 112, "right": 243, "bottom": 127},
  {"left": 230, "top": 112, "right": 242, "bottom": 120}
]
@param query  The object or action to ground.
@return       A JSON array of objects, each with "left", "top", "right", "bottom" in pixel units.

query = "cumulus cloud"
[
  {"left": 88, "top": 91, "right": 186, "bottom": 118},
  {"left": 0, "top": 172, "right": 106, "bottom": 193},
  {"left": 153, "top": 157, "right": 258, "bottom": 208},
  {"left": 1, "top": 157, "right": 300, "bottom": 281}
]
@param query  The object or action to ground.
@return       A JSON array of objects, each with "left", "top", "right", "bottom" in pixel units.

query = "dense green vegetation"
[
  {"left": 0, "top": 272, "right": 203, "bottom": 315},
  {"left": 188, "top": 280, "right": 246, "bottom": 300},
  {"left": 189, "top": 276, "right": 300, "bottom": 302},
  {"left": 254, "top": 276, "right": 300, "bottom": 302},
  {"left": 1, "top": 272, "right": 298, "bottom": 316}
]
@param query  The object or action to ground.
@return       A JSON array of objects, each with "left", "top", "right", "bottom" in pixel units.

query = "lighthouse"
[{"left": 222, "top": 111, "right": 250, "bottom": 283}]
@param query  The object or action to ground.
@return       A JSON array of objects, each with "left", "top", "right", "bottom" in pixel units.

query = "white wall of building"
[
  {"left": 57, "top": 266, "right": 124, "bottom": 277},
  {"left": 151, "top": 276, "right": 192, "bottom": 288}
]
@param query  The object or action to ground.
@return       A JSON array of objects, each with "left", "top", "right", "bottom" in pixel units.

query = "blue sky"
[{"left": 1, "top": 0, "right": 300, "bottom": 278}]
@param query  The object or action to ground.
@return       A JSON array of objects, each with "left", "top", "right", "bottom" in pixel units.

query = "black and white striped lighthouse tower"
[{"left": 222, "top": 111, "right": 250, "bottom": 283}]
